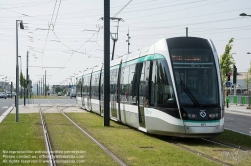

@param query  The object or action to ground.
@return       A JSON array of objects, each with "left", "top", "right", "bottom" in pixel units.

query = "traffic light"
[{"left": 227, "top": 73, "right": 230, "bottom": 81}]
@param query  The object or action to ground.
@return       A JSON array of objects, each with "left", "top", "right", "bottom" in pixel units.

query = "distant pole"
[
  {"left": 41, "top": 78, "right": 42, "bottom": 95},
  {"left": 16, "top": 21, "right": 19, "bottom": 122},
  {"left": 45, "top": 70, "right": 46, "bottom": 96},
  {"left": 104, "top": 0, "right": 110, "bottom": 126},
  {"left": 43, "top": 75, "right": 44, "bottom": 96},
  {"left": 37, "top": 82, "right": 38, "bottom": 96},
  {"left": 186, "top": 27, "right": 188, "bottom": 37},
  {"left": 27, "top": 52, "right": 29, "bottom": 101},
  {"left": 11, "top": 82, "right": 13, "bottom": 98},
  {"left": 38, "top": 81, "right": 40, "bottom": 95}
]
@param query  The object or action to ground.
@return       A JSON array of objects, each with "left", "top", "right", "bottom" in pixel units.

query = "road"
[
  {"left": 0, "top": 98, "right": 15, "bottom": 115},
  {"left": 225, "top": 112, "right": 251, "bottom": 136}
]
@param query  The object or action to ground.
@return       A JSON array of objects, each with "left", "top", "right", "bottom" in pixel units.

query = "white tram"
[{"left": 75, "top": 37, "right": 224, "bottom": 138}]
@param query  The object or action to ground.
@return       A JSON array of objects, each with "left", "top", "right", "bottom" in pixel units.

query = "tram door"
[
  {"left": 110, "top": 69, "right": 118, "bottom": 118},
  {"left": 138, "top": 61, "right": 150, "bottom": 128},
  {"left": 86, "top": 76, "right": 91, "bottom": 111},
  {"left": 81, "top": 77, "right": 85, "bottom": 108},
  {"left": 100, "top": 72, "right": 104, "bottom": 115}
]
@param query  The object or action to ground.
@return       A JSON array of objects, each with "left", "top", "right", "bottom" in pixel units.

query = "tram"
[{"left": 75, "top": 37, "right": 224, "bottom": 138}]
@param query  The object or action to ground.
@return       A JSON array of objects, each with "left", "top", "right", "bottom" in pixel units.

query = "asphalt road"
[
  {"left": 224, "top": 112, "right": 251, "bottom": 136},
  {"left": 0, "top": 98, "right": 15, "bottom": 115}
]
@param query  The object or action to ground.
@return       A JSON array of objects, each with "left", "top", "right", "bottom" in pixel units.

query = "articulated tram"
[{"left": 75, "top": 37, "right": 224, "bottom": 138}]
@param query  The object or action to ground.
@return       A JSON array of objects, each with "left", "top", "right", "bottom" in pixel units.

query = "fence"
[
  {"left": 228, "top": 95, "right": 251, "bottom": 105},
  {"left": 225, "top": 88, "right": 251, "bottom": 105}
]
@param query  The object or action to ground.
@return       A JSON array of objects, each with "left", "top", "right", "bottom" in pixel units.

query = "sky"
[{"left": 0, "top": 0, "right": 251, "bottom": 87}]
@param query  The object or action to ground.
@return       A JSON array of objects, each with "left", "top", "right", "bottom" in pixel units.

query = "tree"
[
  {"left": 20, "top": 72, "right": 26, "bottom": 88},
  {"left": 19, "top": 72, "right": 25, "bottom": 98},
  {"left": 244, "top": 61, "right": 251, "bottom": 90},
  {"left": 46, "top": 85, "right": 49, "bottom": 93},
  {"left": 219, "top": 38, "right": 235, "bottom": 83}
]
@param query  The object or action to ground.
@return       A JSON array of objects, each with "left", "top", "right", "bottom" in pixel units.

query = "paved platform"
[
  {"left": 10, "top": 104, "right": 88, "bottom": 114},
  {"left": 225, "top": 104, "right": 251, "bottom": 116}
]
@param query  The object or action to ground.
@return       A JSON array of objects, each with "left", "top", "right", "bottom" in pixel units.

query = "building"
[{"left": 0, "top": 81, "right": 12, "bottom": 92}]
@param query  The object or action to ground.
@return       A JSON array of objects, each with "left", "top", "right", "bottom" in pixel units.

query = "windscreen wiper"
[{"left": 180, "top": 81, "right": 201, "bottom": 108}]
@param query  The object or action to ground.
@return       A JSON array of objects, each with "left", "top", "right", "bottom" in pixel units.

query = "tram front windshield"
[{"left": 170, "top": 49, "right": 219, "bottom": 107}]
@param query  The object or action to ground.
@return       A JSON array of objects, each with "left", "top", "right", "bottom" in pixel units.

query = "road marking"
[
  {"left": 0, "top": 107, "right": 14, "bottom": 123},
  {"left": 2, "top": 107, "right": 8, "bottom": 108}
]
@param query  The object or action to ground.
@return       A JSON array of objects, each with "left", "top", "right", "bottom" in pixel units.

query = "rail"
[
  {"left": 39, "top": 104, "right": 56, "bottom": 166},
  {"left": 57, "top": 105, "right": 127, "bottom": 166}
]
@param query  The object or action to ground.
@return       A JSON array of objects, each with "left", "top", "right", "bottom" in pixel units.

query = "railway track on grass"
[
  {"left": 55, "top": 104, "right": 127, "bottom": 166},
  {"left": 39, "top": 104, "right": 56, "bottom": 166}
]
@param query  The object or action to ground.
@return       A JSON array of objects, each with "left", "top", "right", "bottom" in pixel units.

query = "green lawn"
[
  {"left": 1, "top": 112, "right": 250, "bottom": 166},
  {"left": 66, "top": 113, "right": 220, "bottom": 166},
  {"left": 43, "top": 113, "right": 118, "bottom": 166},
  {"left": 0, "top": 114, "right": 46, "bottom": 166}
]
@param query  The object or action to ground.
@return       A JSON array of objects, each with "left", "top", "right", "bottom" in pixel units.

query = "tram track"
[
  {"left": 170, "top": 141, "right": 232, "bottom": 166},
  {"left": 156, "top": 135, "right": 235, "bottom": 166},
  {"left": 201, "top": 138, "right": 249, "bottom": 151},
  {"left": 156, "top": 136, "right": 251, "bottom": 166},
  {"left": 39, "top": 104, "right": 56, "bottom": 166},
  {"left": 37, "top": 101, "right": 249, "bottom": 165},
  {"left": 38, "top": 102, "right": 127, "bottom": 166},
  {"left": 55, "top": 104, "right": 127, "bottom": 166}
]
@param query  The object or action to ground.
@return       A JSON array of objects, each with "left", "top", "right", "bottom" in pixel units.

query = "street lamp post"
[{"left": 16, "top": 20, "right": 24, "bottom": 122}]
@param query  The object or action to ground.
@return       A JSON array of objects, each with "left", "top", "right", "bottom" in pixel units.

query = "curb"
[{"left": 0, "top": 106, "right": 14, "bottom": 123}]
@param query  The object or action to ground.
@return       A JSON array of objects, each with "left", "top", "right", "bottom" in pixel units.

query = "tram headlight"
[
  {"left": 187, "top": 114, "right": 196, "bottom": 119},
  {"left": 209, "top": 113, "right": 218, "bottom": 119}
]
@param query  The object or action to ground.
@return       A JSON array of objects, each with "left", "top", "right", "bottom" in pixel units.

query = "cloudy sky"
[{"left": 0, "top": 0, "right": 251, "bottom": 86}]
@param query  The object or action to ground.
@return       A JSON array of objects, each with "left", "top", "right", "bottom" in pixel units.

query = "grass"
[
  {"left": 43, "top": 113, "right": 118, "bottom": 166},
  {"left": 1, "top": 112, "right": 250, "bottom": 165},
  {"left": 215, "top": 129, "right": 251, "bottom": 148},
  {"left": 172, "top": 136, "right": 251, "bottom": 166},
  {"left": 65, "top": 113, "right": 221, "bottom": 166},
  {"left": 0, "top": 114, "right": 46, "bottom": 166}
]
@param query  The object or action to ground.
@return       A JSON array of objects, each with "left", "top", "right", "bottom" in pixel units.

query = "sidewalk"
[{"left": 225, "top": 104, "right": 251, "bottom": 114}]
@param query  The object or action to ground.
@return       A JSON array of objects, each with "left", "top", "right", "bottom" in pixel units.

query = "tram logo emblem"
[{"left": 199, "top": 110, "right": 206, "bottom": 118}]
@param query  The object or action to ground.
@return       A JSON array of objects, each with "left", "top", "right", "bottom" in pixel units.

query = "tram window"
[
  {"left": 151, "top": 59, "right": 177, "bottom": 108},
  {"left": 100, "top": 73, "right": 104, "bottom": 97},
  {"left": 76, "top": 78, "right": 82, "bottom": 97},
  {"left": 86, "top": 76, "right": 91, "bottom": 96},
  {"left": 91, "top": 74, "right": 99, "bottom": 99},
  {"left": 83, "top": 77, "right": 88, "bottom": 97},
  {"left": 81, "top": 78, "right": 85, "bottom": 96},
  {"left": 110, "top": 69, "right": 118, "bottom": 101},
  {"left": 120, "top": 66, "right": 130, "bottom": 102},
  {"left": 128, "top": 64, "right": 136, "bottom": 97},
  {"left": 139, "top": 61, "right": 149, "bottom": 106}
]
